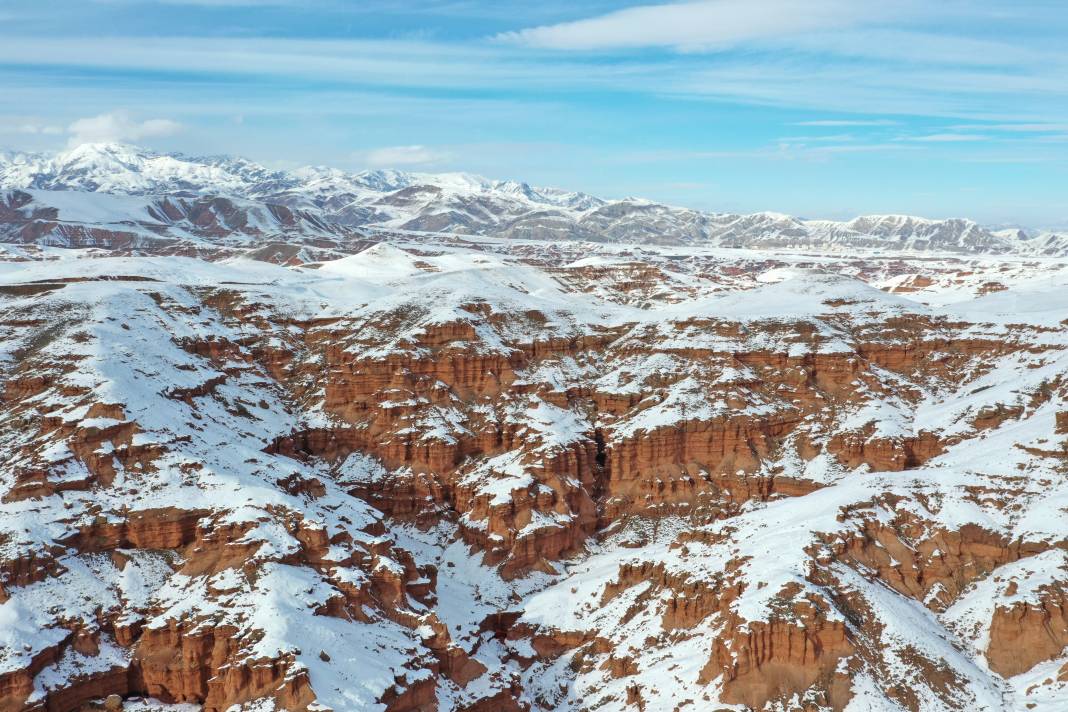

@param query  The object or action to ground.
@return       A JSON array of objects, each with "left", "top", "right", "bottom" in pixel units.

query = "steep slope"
[
  {"left": 0, "top": 188, "right": 360, "bottom": 251},
  {"left": 1, "top": 241, "right": 1066, "bottom": 711}
]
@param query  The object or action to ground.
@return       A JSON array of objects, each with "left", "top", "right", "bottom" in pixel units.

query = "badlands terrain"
[{"left": 0, "top": 145, "right": 1066, "bottom": 712}]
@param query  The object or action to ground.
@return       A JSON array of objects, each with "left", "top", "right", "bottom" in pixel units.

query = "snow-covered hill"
[{"left": 2, "top": 143, "right": 1063, "bottom": 255}]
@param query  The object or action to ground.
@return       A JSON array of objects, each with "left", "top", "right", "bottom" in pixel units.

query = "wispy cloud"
[
  {"left": 0, "top": 117, "right": 64, "bottom": 135},
  {"left": 629, "top": 140, "right": 921, "bottom": 164},
  {"left": 776, "top": 133, "right": 856, "bottom": 143},
  {"left": 784, "top": 28, "right": 1055, "bottom": 68},
  {"left": 3, "top": 33, "right": 1065, "bottom": 125},
  {"left": 794, "top": 119, "right": 898, "bottom": 127},
  {"left": 92, "top": 0, "right": 303, "bottom": 5},
  {"left": 498, "top": 0, "right": 903, "bottom": 51},
  {"left": 910, "top": 133, "right": 990, "bottom": 142},
  {"left": 0, "top": 36, "right": 605, "bottom": 91},
  {"left": 769, "top": 141, "right": 923, "bottom": 159},
  {"left": 949, "top": 122, "right": 1068, "bottom": 133},
  {"left": 358, "top": 144, "right": 452, "bottom": 168}
]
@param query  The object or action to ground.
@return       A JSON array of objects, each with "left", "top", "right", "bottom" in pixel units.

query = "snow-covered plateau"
[{"left": 0, "top": 145, "right": 1066, "bottom": 712}]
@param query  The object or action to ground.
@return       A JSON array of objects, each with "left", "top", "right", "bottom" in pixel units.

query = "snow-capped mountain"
[{"left": 1, "top": 143, "right": 1062, "bottom": 255}]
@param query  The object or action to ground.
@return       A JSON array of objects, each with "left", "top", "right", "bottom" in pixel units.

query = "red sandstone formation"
[{"left": 1, "top": 241, "right": 1066, "bottom": 712}]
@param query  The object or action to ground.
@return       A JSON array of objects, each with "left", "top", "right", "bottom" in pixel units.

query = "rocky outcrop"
[
  {"left": 827, "top": 520, "right": 1048, "bottom": 609},
  {"left": 705, "top": 614, "right": 854, "bottom": 711},
  {"left": 987, "top": 583, "right": 1068, "bottom": 677}
]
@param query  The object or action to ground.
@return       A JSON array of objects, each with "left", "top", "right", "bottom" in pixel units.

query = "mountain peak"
[{"left": 57, "top": 141, "right": 150, "bottom": 164}]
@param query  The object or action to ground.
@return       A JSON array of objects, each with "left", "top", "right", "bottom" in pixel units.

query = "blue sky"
[{"left": 1, "top": 0, "right": 1067, "bottom": 226}]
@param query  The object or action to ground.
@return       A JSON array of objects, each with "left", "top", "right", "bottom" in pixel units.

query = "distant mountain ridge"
[{"left": 1, "top": 142, "right": 1064, "bottom": 255}]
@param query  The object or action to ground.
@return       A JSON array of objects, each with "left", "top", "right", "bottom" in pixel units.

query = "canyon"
[{"left": 0, "top": 149, "right": 1066, "bottom": 712}]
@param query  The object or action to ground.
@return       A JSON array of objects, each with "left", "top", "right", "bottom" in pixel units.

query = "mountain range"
[{"left": 2, "top": 142, "right": 1065, "bottom": 256}]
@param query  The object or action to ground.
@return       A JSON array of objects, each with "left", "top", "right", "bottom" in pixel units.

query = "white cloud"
[
  {"left": 359, "top": 145, "right": 452, "bottom": 168},
  {"left": 0, "top": 118, "right": 64, "bottom": 136},
  {"left": 66, "top": 111, "right": 182, "bottom": 147},
  {"left": 498, "top": 0, "right": 901, "bottom": 51}
]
